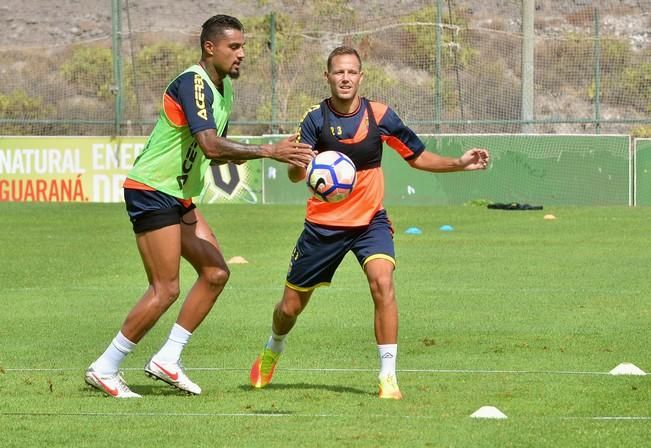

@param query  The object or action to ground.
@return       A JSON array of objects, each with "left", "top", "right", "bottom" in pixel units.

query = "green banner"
[
  {"left": 261, "top": 134, "right": 631, "bottom": 206},
  {"left": 384, "top": 135, "right": 630, "bottom": 206},
  {"left": 635, "top": 138, "right": 651, "bottom": 206}
]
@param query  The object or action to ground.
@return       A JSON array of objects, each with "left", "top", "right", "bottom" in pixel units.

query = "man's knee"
[
  {"left": 368, "top": 274, "right": 394, "bottom": 297},
  {"left": 204, "top": 266, "right": 230, "bottom": 290},
  {"left": 152, "top": 281, "right": 181, "bottom": 308},
  {"left": 277, "top": 298, "right": 303, "bottom": 319}
]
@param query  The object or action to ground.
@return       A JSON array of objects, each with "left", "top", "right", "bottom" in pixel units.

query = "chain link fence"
[{"left": 1, "top": 0, "right": 649, "bottom": 136}]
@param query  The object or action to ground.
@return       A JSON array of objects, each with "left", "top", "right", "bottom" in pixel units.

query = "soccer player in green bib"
[{"left": 85, "top": 15, "right": 314, "bottom": 398}]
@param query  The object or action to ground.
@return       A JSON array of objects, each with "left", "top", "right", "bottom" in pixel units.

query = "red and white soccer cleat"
[
  {"left": 144, "top": 357, "right": 202, "bottom": 395},
  {"left": 85, "top": 367, "right": 142, "bottom": 398}
]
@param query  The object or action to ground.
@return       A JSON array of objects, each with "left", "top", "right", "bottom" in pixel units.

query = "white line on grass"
[
  {"left": 1, "top": 411, "right": 650, "bottom": 421},
  {"left": 562, "top": 417, "right": 651, "bottom": 421},
  {"left": 0, "top": 411, "right": 326, "bottom": 418},
  {"left": 6, "top": 286, "right": 644, "bottom": 293},
  {"left": 0, "top": 411, "right": 431, "bottom": 419},
  {"left": 2, "top": 366, "right": 614, "bottom": 376}
]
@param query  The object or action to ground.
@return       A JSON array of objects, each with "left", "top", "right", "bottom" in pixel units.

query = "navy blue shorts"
[
  {"left": 124, "top": 188, "right": 196, "bottom": 234},
  {"left": 286, "top": 210, "right": 395, "bottom": 291}
]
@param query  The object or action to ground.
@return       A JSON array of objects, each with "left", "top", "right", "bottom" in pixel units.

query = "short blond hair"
[{"left": 327, "top": 46, "right": 362, "bottom": 72}]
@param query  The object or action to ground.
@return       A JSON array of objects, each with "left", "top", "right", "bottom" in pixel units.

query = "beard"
[{"left": 229, "top": 68, "right": 241, "bottom": 79}]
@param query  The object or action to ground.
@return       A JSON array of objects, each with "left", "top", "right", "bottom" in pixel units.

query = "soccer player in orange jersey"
[{"left": 250, "top": 46, "right": 490, "bottom": 399}]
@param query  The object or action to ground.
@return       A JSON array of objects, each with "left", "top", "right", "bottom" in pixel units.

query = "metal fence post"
[
  {"left": 521, "top": 0, "right": 535, "bottom": 133},
  {"left": 593, "top": 7, "right": 601, "bottom": 134},
  {"left": 111, "top": 0, "right": 123, "bottom": 136},
  {"left": 434, "top": 0, "right": 443, "bottom": 133},
  {"left": 270, "top": 12, "right": 278, "bottom": 134}
]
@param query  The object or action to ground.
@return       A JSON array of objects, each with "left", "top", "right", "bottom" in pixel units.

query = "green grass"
[{"left": 1, "top": 203, "right": 650, "bottom": 447}]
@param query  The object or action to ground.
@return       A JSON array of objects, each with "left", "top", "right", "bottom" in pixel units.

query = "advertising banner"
[
  {"left": 0, "top": 137, "right": 261, "bottom": 203},
  {"left": 635, "top": 138, "right": 651, "bottom": 206},
  {"left": 0, "top": 135, "right": 632, "bottom": 205}
]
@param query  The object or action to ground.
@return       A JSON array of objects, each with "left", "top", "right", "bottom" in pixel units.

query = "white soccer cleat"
[
  {"left": 85, "top": 367, "right": 142, "bottom": 398},
  {"left": 144, "top": 357, "right": 202, "bottom": 395}
]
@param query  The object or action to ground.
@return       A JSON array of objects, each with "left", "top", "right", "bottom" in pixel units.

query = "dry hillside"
[{"left": 3, "top": 0, "right": 648, "bottom": 48}]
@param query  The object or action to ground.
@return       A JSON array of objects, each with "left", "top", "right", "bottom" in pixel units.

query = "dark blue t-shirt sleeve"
[
  {"left": 167, "top": 72, "right": 217, "bottom": 135},
  {"left": 297, "top": 107, "right": 321, "bottom": 148},
  {"left": 378, "top": 106, "right": 426, "bottom": 160}
]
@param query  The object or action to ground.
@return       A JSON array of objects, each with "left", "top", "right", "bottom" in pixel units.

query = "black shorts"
[
  {"left": 124, "top": 188, "right": 196, "bottom": 234},
  {"left": 286, "top": 210, "right": 395, "bottom": 291}
]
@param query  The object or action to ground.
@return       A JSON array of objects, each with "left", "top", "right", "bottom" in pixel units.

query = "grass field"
[{"left": 1, "top": 203, "right": 650, "bottom": 447}]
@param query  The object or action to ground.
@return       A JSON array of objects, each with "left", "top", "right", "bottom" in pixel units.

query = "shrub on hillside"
[{"left": 60, "top": 46, "right": 114, "bottom": 102}]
